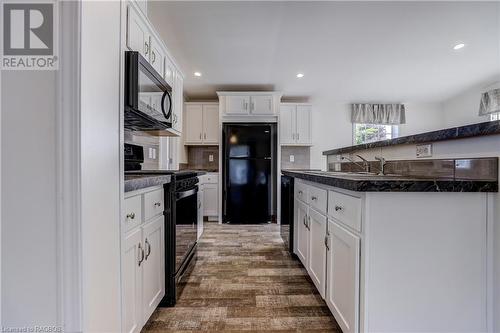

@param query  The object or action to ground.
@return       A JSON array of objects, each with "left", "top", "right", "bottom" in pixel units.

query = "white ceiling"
[{"left": 148, "top": 1, "right": 500, "bottom": 102}]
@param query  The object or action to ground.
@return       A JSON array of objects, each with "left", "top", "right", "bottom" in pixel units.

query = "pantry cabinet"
[
  {"left": 184, "top": 103, "right": 219, "bottom": 145},
  {"left": 280, "top": 103, "right": 312, "bottom": 145}
]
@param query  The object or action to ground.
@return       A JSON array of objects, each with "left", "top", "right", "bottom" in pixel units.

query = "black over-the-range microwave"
[{"left": 124, "top": 51, "right": 173, "bottom": 132}]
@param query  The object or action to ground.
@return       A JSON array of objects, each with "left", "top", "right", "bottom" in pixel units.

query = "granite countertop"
[
  {"left": 124, "top": 174, "right": 172, "bottom": 192},
  {"left": 282, "top": 170, "right": 498, "bottom": 192},
  {"left": 322, "top": 120, "right": 500, "bottom": 156}
]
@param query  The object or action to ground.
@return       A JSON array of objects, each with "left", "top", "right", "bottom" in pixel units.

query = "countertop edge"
[
  {"left": 124, "top": 175, "right": 172, "bottom": 193},
  {"left": 282, "top": 170, "right": 498, "bottom": 193},
  {"left": 322, "top": 120, "right": 500, "bottom": 156}
]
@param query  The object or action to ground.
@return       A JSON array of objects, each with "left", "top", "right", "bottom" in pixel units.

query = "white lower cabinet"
[
  {"left": 307, "top": 208, "right": 327, "bottom": 299},
  {"left": 326, "top": 220, "right": 360, "bottom": 333},
  {"left": 123, "top": 187, "right": 166, "bottom": 333},
  {"left": 122, "top": 227, "right": 143, "bottom": 333},
  {"left": 142, "top": 216, "right": 165, "bottom": 321},
  {"left": 197, "top": 188, "right": 204, "bottom": 239},
  {"left": 295, "top": 199, "right": 309, "bottom": 266}
]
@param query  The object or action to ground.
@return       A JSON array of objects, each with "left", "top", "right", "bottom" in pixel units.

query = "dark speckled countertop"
[
  {"left": 282, "top": 170, "right": 498, "bottom": 192},
  {"left": 124, "top": 174, "right": 172, "bottom": 192},
  {"left": 322, "top": 120, "right": 500, "bottom": 156}
]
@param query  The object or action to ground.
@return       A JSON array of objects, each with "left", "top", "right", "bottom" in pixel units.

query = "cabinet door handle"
[
  {"left": 199, "top": 133, "right": 202, "bottom": 140},
  {"left": 268, "top": 100, "right": 272, "bottom": 110},
  {"left": 145, "top": 238, "right": 151, "bottom": 260},
  {"left": 311, "top": 196, "right": 318, "bottom": 201},
  {"left": 250, "top": 102, "right": 254, "bottom": 111},
  {"left": 152, "top": 50, "right": 156, "bottom": 63},
  {"left": 297, "top": 133, "right": 299, "bottom": 141},
  {"left": 325, "top": 236, "right": 330, "bottom": 251},
  {"left": 298, "top": 190, "right": 303, "bottom": 195},
  {"left": 308, "top": 216, "right": 311, "bottom": 230},
  {"left": 335, "top": 205, "right": 343, "bottom": 211},
  {"left": 204, "top": 133, "right": 207, "bottom": 139},
  {"left": 154, "top": 202, "right": 161, "bottom": 207},
  {"left": 138, "top": 243, "right": 144, "bottom": 266},
  {"left": 126, "top": 212, "right": 135, "bottom": 220},
  {"left": 144, "top": 41, "right": 149, "bottom": 55}
]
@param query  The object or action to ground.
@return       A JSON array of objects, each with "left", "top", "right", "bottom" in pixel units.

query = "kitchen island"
[{"left": 282, "top": 169, "right": 497, "bottom": 333}]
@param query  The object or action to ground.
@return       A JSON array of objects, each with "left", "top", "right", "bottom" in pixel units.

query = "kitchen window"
[
  {"left": 490, "top": 112, "right": 500, "bottom": 121},
  {"left": 353, "top": 123, "right": 399, "bottom": 145}
]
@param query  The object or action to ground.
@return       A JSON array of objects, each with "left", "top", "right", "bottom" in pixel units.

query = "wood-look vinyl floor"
[{"left": 142, "top": 223, "right": 341, "bottom": 332}]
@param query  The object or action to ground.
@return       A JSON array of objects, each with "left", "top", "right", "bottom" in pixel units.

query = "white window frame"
[{"left": 352, "top": 123, "right": 399, "bottom": 145}]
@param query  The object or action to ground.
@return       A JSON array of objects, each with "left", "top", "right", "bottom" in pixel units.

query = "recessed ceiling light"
[
  {"left": 296, "top": 73, "right": 304, "bottom": 78},
  {"left": 453, "top": 43, "right": 465, "bottom": 50},
  {"left": 194, "top": 72, "right": 202, "bottom": 77}
]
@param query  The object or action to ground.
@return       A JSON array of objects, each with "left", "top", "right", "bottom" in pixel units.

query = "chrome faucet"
[
  {"left": 374, "top": 156, "right": 387, "bottom": 175},
  {"left": 341, "top": 154, "right": 371, "bottom": 173}
]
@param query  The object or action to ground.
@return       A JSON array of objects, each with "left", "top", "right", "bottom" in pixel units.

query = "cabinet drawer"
[
  {"left": 328, "top": 191, "right": 362, "bottom": 232},
  {"left": 144, "top": 189, "right": 164, "bottom": 221},
  {"left": 124, "top": 195, "right": 142, "bottom": 231},
  {"left": 205, "top": 174, "right": 218, "bottom": 184},
  {"left": 309, "top": 186, "right": 327, "bottom": 214},
  {"left": 294, "top": 180, "right": 309, "bottom": 203}
]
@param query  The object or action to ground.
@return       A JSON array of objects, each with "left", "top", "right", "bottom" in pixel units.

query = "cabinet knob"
[
  {"left": 126, "top": 212, "right": 136, "bottom": 220},
  {"left": 335, "top": 205, "right": 343, "bottom": 211}
]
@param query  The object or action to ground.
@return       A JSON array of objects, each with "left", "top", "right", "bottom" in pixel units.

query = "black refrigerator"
[{"left": 222, "top": 123, "right": 277, "bottom": 224}]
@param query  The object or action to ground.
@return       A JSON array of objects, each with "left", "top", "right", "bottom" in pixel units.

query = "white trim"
[
  {"left": 216, "top": 91, "right": 283, "bottom": 97},
  {"left": 56, "top": 1, "right": 82, "bottom": 331}
]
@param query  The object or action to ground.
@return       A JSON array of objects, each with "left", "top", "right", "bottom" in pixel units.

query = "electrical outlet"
[
  {"left": 148, "top": 148, "right": 153, "bottom": 159},
  {"left": 289, "top": 155, "right": 295, "bottom": 163},
  {"left": 209, "top": 154, "right": 214, "bottom": 162},
  {"left": 416, "top": 144, "right": 432, "bottom": 158},
  {"left": 152, "top": 148, "right": 156, "bottom": 159}
]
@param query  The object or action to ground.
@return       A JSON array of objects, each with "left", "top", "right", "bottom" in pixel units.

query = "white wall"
[
  {"left": 442, "top": 81, "right": 500, "bottom": 128},
  {"left": 80, "top": 1, "right": 122, "bottom": 331},
  {"left": 309, "top": 99, "right": 446, "bottom": 169},
  {"left": 1, "top": 71, "right": 59, "bottom": 327}
]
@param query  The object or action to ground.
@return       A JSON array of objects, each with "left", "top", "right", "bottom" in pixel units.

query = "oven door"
[
  {"left": 175, "top": 186, "right": 198, "bottom": 274},
  {"left": 125, "top": 51, "right": 172, "bottom": 129}
]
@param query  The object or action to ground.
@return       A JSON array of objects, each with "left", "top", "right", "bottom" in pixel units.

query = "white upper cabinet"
[
  {"left": 127, "top": 6, "right": 149, "bottom": 59},
  {"left": 326, "top": 220, "right": 360, "bottom": 333},
  {"left": 164, "top": 56, "right": 175, "bottom": 87},
  {"left": 226, "top": 96, "right": 250, "bottom": 115},
  {"left": 126, "top": 2, "right": 184, "bottom": 136},
  {"left": 172, "top": 70, "right": 184, "bottom": 132},
  {"left": 280, "top": 103, "right": 312, "bottom": 145},
  {"left": 149, "top": 36, "right": 165, "bottom": 77},
  {"left": 251, "top": 95, "right": 274, "bottom": 114},
  {"left": 279, "top": 105, "right": 295, "bottom": 144},
  {"left": 217, "top": 92, "right": 282, "bottom": 117},
  {"left": 184, "top": 103, "right": 219, "bottom": 145},
  {"left": 185, "top": 104, "right": 203, "bottom": 143}
]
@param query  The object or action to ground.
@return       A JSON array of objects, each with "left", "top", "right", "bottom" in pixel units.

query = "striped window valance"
[
  {"left": 479, "top": 88, "right": 500, "bottom": 116},
  {"left": 351, "top": 103, "right": 406, "bottom": 125}
]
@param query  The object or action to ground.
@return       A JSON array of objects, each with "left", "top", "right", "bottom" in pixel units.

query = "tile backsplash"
[
  {"left": 281, "top": 146, "right": 311, "bottom": 170},
  {"left": 124, "top": 130, "right": 160, "bottom": 170},
  {"left": 183, "top": 146, "right": 219, "bottom": 171}
]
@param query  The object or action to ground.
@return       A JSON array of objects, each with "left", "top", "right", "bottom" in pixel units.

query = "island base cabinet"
[
  {"left": 307, "top": 208, "right": 327, "bottom": 298},
  {"left": 326, "top": 220, "right": 360, "bottom": 333},
  {"left": 295, "top": 199, "right": 309, "bottom": 266}
]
